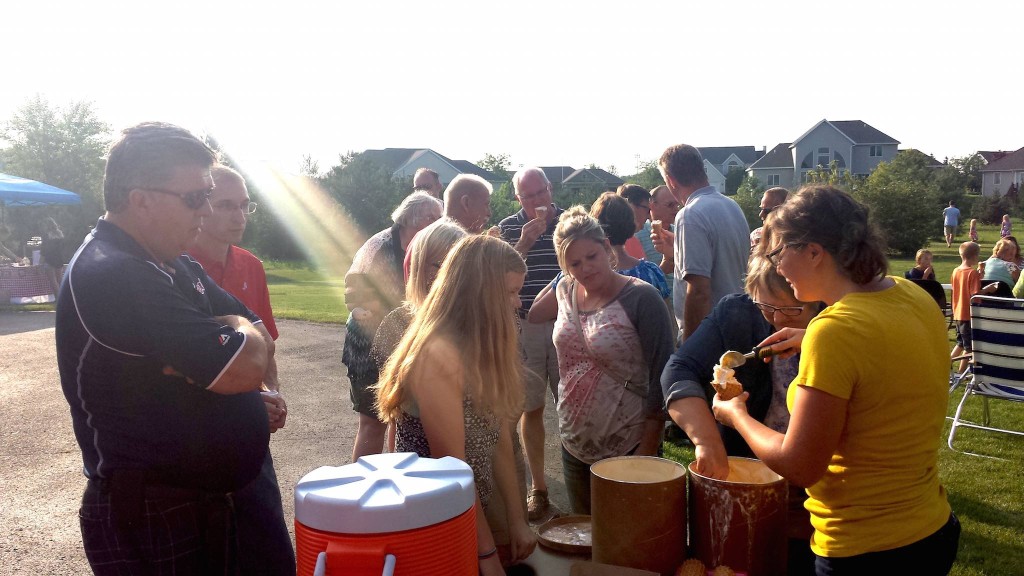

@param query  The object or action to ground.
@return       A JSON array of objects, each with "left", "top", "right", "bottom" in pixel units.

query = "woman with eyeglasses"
[
  {"left": 662, "top": 254, "right": 819, "bottom": 574},
  {"left": 713, "top": 185, "right": 959, "bottom": 575}
]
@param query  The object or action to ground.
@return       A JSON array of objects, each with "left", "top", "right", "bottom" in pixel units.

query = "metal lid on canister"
[{"left": 294, "top": 452, "right": 476, "bottom": 534}]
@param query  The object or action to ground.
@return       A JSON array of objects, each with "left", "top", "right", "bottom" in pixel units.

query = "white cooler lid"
[{"left": 294, "top": 452, "right": 476, "bottom": 534}]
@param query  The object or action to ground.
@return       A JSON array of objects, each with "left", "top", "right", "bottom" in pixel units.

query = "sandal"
[{"left": 527, "top": 488, "right": 549, "bottom": 521}]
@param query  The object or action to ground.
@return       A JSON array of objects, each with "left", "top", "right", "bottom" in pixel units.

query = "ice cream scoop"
[{"left": 720, "top": 346, "right": 776, "bottom": 369}]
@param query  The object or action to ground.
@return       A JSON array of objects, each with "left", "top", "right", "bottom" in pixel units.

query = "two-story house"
[
  {"left": 747, "top": 120, "right": 900, "bottom": 189},
  {"left": 980, "top": 146, "right": 1024, "bottom": 197}
]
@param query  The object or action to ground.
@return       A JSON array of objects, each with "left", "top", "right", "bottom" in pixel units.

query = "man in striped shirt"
[{"left": 499, "top": 167, "right": 563, "bottom": 521}]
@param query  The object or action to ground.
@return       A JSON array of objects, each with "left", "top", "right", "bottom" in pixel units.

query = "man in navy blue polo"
[{"left": 56, "top": 122, "right": 275, "bottom": 575}]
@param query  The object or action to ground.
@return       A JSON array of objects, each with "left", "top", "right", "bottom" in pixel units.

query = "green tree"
[
  {"left": 621, "top": 160, "right": 664, "bottom": 191},
  {"left": 804, "top": 161, "right": 859, "bottom": 191},
  {"left": 1, "top": 95, "right": 110, "bottom": 248},
  {"left": 947, "top": 154, "right": 985, "bottom": 195},
  {"left": 320, "top": 152, "right": 407, "bottom": 235},
  {"left": 478, "top": 152, "right": 512, "bottom": 181},
  {"left": 734, "top": 175, "right": 766, "bottom": 230},
  {"left": 489, "top": 181, "right": 520, "bottom": 224},
  {"left": 725, "top": 166, "right": 746, "bottom": 195},
  {"left": 299, "top": 154, "right": 321, "bottom": 179},
  {"left": 854, "top": 150, "right": 939, "bottom": 255}
]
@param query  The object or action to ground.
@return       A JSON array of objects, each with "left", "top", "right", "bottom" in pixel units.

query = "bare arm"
[
  {"left": 410, "top": 343, "right": 503, "bottom": 574},
  {"left": 493, "top": 421, "right": 536, "bottom": 563},
  {"left": 635, "top": 418, "right": 664, "bottom": 456},
  {"left": 207, "top": 315, "right": 269, "bottom": 395},
  {"left": 668, "top": 397, "right": 728, "bottom": 479},
  {"left": 713, "top": 385, "right": 846, "bottom": 487},
  {"left": 528, "top": 279, "right": 559, "bottom": 323},
  {"left": 757, "top": 327, "right": 806, "bottom": 360},
  {"left": 682, "top": 274, "right": 711, "bottom": 340},
  {"left": 251, "top": 321, "right": 287, "bottom": 431}
]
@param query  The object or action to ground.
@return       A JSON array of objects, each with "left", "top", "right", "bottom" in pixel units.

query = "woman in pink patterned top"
[{"left": 546, "top": 206, "right": 675, "bottom": 514}]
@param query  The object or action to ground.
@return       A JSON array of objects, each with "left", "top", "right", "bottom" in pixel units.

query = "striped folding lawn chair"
[{"left": 947, "top": 295, "right": 1024, "bottom": 455}]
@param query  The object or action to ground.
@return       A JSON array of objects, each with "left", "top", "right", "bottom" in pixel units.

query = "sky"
[{"left": 4, "top": 1, "right": 1023, "bottom": 177}]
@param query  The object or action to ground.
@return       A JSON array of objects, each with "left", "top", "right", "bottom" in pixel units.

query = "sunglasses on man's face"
[{"left": 143, "top": 187, "right": 214, "bottom": 210}]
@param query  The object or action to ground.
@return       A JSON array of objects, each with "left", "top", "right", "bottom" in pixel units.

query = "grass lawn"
[
  {"left": 264, "top": 260, "right": 347, "bottom": 324},
  {"left": 889, "top": 222, "right": 1005, "bottom": 283}
]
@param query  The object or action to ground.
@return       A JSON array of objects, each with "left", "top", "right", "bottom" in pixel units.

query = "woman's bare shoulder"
[{"left": 414, "top": 336, "right": 463, "bottom": 381}]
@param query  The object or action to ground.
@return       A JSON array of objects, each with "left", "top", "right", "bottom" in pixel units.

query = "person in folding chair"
[
  {"left": 947, "top": 293, "right": 1024, "bottom": 452},
  {"left": 712, "top": 185, "right": 960, "bottom": 575}
]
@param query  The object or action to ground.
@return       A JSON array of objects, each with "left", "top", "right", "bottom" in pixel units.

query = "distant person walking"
[
  {"left": 942, "top": 201, "right": 960, "bottom": 247},
  {"left": 40, "top": 216, "right": 65, "bottom": 295},
  {"left": 1000, "top": 214, "right": 1012, "bottom": 239}
]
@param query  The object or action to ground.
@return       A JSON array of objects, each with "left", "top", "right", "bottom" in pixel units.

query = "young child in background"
[
  {"left": 951, "top": 242, "right": 996, "bottom": 373},
  {"left": 1000, "top": 214, "right": 1012, "bottom": 238},
  {"left": 905, "top": 248, "right": 936, "bottom": 281},
  {"left": 982, "top": 239, "right": 1019, "bottom": 296},
  {"left": 969, "top": 219, "right": 979, "bottom": 243}
]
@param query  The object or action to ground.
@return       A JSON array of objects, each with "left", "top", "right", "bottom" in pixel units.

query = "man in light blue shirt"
[
  {"left": 658, "top": 145, "right": 749, "bottom": 342},
  {"left": 943, "top": 201, "right": 961, "bottom": 247}
]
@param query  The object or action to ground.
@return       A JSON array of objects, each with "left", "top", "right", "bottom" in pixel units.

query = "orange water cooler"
[{"left": 294, "top": 452, "right": 478, "bottom": 576}]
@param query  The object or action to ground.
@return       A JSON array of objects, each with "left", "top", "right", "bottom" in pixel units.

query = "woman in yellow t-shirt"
[{"left": 712, "top": 185, "right": 959, "bottom": 575}]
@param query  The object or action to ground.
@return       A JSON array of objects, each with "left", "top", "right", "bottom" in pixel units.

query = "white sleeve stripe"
[
  {"left": 74, "top": 338, "right": 107, "bottom": 477},
  {"left": 207, "top": 331, "right": 247, "bottom": 390},
  {"left": 67, "top": 235, "right": 145, "bottom": 358}
]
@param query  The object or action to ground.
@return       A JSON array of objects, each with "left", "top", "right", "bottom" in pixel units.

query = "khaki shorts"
[
  {"left": 944, "top": 225, "right": 957, "bottom": 237},
  {"left": 519, "top": 318, "right": 559, "bottom": 412}
]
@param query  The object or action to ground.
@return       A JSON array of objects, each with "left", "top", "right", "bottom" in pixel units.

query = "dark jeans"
[
  {"left": 560, "top": 446, "right": 592, "bottom": 515},
  {"left": 814, "top": 512, "right": 960, "bottom": 576},
  {"left": 561, "top": 443, "right": 657, "bottom": 516},
  {"left": 233, "top": 450, "right": 296, "bottom": 576}
]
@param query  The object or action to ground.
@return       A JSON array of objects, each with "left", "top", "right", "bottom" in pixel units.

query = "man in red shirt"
[
  {"left": 188, "top": 164, "right": 295, "bottom": 574},
  {"left": 189, "top": 166, "right": 278, "bottom": 339}
]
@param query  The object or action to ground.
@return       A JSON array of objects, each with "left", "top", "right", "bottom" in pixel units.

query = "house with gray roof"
[
  {"left": 697, "top": 146, "right": 765, "bottom": 193},
  {"left": 746, "top": 143, "right": 794, "bottom": 188},
  {"left": 980, "top": 146, "right": 1024, "bottom": 197},
  {"left": 747, "top": 120, "right": 900, "bottom": 189},
  {"left": 537, "top": 166, "right": 624, "bottom": 196},
  {"left": 360, "top": 148, "right": 503, "bottom": 189},
  {"left": 563, "top": 167, "right": 624, "bottom": 189},
  {"left": 539, "top": 166, "right": 578, "bottom": 186}
]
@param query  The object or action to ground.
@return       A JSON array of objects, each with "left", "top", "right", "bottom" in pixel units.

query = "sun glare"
[{"left": 229, "top": 158, "right": 365, "bottom": 299}]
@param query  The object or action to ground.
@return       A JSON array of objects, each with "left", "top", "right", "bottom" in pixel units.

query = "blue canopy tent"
[{"left": 0, "top": 172, "right": 81, "bottom": 225}]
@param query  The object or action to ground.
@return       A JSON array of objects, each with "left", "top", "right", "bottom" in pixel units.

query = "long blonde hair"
[
  {"left": 377, "top": 235, "right": 526, "bottom": 422},
  {"left": 406, "top": 219, "right": 468, "bottom": 310}
]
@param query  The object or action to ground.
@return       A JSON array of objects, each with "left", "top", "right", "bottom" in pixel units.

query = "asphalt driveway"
[{"left": 0, "top": 311, "right": 567, "bottom": 575}]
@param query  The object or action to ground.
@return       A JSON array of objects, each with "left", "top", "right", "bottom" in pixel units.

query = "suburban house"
[
  {"left": 360, "top": 148, "right": 502, "bottom": 188},
  {"left": 697, "top": 146, "right": 765, "bottom": 193},
  {"left": 980, "top": 146, "right": 1024, "bottom": 197},
  {"left": 747, "top": 120, "right": 900, "bottom": 189},
  {"left": 540, "top": 166, "right": 624, "bottom": 195}
]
